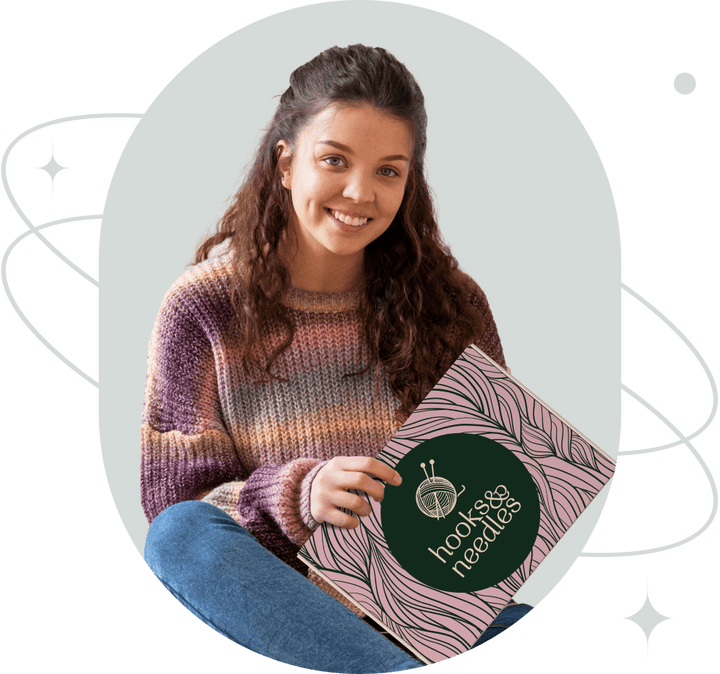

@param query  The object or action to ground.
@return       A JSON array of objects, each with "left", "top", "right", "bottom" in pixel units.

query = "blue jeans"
[{"left": 145, "top": 501, "right": 532, "bottom": 672}]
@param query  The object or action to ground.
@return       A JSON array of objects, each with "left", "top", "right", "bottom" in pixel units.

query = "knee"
[{"left": 144, "top": 501, "right": 239, "bottom": 581}]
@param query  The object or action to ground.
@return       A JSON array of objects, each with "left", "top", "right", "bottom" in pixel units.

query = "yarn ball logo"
[
  {"left": 383, "top": 434, "right": 541, "bottom": 592},
  {"left": 415, "top": 460, "right": 466, "bottom": 519}
]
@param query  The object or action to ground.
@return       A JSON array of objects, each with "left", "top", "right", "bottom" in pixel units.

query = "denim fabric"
[
  {"left": 474, "top": 602, "right": 533, "bottom": 645},
  {"left": 145, "top": 501, "right": 530, "bottom": 672}
]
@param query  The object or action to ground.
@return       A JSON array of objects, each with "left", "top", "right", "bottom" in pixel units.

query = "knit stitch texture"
[{"left": 141, "top": 244, "right": 506, "bottom": 604}]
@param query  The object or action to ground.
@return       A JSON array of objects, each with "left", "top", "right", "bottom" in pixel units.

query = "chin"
[{"left": 323, "top": 239, "right": 369, "bottom": 259}]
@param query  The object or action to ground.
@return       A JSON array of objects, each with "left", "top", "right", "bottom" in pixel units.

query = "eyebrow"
[{"left": 317, "top": 140, "right": 410, "bottom": 162}]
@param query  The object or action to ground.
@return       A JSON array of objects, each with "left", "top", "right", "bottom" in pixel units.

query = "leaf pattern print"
[{"left": 299, "top": 345, "right": 615, "bottom": 664}]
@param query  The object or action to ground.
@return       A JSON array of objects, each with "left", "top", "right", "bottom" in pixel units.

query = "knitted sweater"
[{"left": 141, "top": 244, "right": 506, "bottom": 603}]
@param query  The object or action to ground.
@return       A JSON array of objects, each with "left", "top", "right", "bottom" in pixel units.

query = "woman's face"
[{"left": 277, "top": 103, "right": 412, "bottom": 274}]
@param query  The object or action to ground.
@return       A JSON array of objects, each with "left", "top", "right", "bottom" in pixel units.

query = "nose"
[{"left": 342, "top": 170, "right": 374, "bottom": 204}]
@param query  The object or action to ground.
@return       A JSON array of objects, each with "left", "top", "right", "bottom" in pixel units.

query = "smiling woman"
[{"left": 140, "top": 44, "right": 526, "bottom": 672}]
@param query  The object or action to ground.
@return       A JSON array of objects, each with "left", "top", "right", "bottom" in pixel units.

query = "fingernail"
[{"left": 393, "top": 473, "right": 402, "bottom": 485}]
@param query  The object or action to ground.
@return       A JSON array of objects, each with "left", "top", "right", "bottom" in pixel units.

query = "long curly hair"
[{"left": 194, "top": 44, "right": 487, "bottom": 422}]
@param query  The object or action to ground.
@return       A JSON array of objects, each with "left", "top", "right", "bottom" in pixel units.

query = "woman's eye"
[
  {"left": 324, "top": 156, "right": 345, "bottom": 167},
  {"left": 379, "top": 167, "right": 399, "bottom": 177}
]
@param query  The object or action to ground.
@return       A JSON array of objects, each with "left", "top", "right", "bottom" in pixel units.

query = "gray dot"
[{"left": 674, "top": 73, "right": 696, "bottom": 95}]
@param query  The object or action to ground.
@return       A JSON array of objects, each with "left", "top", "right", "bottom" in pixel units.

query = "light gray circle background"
[
  {"left": 100, "top": 0, "right": 620, "bottom": 608},
  {"left": 674, "top": 72, "right": 696, "bottom": 94}
]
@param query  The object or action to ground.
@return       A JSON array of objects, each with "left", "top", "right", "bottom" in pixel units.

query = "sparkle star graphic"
[
  {"left": 37, "top": 142, "right": 67, "bottom": 194},
  {"left": 625, "top": 586, "right": 671, "bottom": 654}
]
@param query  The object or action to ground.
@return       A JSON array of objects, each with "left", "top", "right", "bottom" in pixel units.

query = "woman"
[{"left": 142, "top": 44, "right": 530, "bottom": 672}]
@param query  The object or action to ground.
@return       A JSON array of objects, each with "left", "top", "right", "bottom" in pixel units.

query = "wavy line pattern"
[{"left": 300, "top": 345, "right": 616, "bottom": 663}]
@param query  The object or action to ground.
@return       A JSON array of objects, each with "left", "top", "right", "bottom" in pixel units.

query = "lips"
[{"left": 325, "top": 208, "right": 372, "bottom": 227}]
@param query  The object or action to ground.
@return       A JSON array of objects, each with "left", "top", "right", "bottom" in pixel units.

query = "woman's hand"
[{"left": 310, "top": 456, "right": 402, "bottom": 529}]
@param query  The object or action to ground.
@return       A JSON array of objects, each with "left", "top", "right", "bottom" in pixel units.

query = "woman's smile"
[{"left": 325, "top": 208, "right": 372, "bottom": 231}]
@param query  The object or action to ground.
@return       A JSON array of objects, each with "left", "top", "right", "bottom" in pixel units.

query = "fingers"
[
  {"left": 312, "top": 495, "right": 367, "bottom": 530},
  {"left": 321, "top": 507, "right": 360, "bottom": 529},
  {"left": 314, "top": 489, "right": 372, "bottom": 526},
  {"left": 328, "top": 456, "right": 402, "bottom": 486},
  {"left": 332, "top": 489, "right": 373, "bottom": 517},
  {"left": 310, "top": 456, "right": 404, "bottom": 529},
  {"left": 336, "top": 472, "right": 386, "bottom": 503}
]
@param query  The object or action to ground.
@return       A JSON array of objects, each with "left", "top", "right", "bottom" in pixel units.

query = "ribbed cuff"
[
  {"left": 274, "top": 458, "right": 323, "bottom": 545},
  {"left": 300, "top": 460, "right": 329, "bottom": 530}
]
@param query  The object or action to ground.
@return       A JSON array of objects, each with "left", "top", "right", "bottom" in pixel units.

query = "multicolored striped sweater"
[{"left": 140, "top": 244, "right": 506, "bottom": 607}]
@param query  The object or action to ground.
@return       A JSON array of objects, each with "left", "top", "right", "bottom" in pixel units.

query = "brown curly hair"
[{"left": 194, "top": 44, "right": 488, "bottom": 422}]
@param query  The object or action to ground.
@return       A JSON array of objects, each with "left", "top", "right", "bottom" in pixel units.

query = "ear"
[{"left": 276, "top": 140, "right": 293, "bottom": 189}]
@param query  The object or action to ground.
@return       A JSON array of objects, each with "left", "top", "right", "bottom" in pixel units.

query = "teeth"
[{"left": 332, "top": 210, "right": 368, "bottom": 226}]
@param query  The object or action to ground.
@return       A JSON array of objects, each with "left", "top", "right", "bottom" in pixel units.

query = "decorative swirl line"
[
  {"left": 579, "top": 284, "right": 717, "bottom": 557},
  {"left": 2, "top": 217, "right": 101, "bottom": 388},
  {"left": 2, "top": 113, "right": 143, "bottom": 386}
]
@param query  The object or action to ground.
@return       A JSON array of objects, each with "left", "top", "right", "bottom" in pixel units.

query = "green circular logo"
[{"left": 382, "top": 434, "right": 540, "bottom": 592}]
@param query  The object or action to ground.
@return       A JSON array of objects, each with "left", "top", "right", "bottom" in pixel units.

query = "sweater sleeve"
[{"left": 140, "top": 272, "right": 319, "bottom": 555}]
